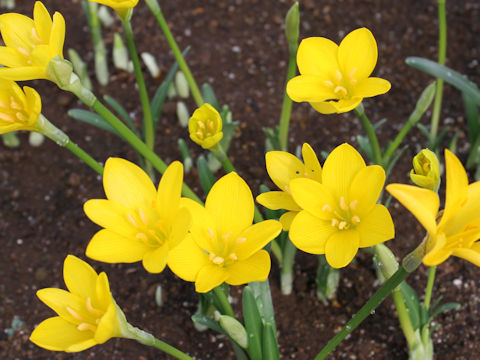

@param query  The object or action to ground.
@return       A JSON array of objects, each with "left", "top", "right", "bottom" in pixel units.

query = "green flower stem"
[
  {"left": 280, "top": 238, "right": 297, "bottom": 295},
  {"left": 354, "top": 105, "right": 382, "bottom": 165},
  {"left": 314, "top": 242, "right": 424, "bottom": 360},
  {"left": 278, "top": 52, "right": 297, "bottom": 151},
  {"left": 270, "top": 239, "right": 283, "bottom": 263},
  {"left": 424, "top": 266, "right": 437, "bottom": 309},
  {"left": 429, "top": 0, "right": 447, "bottom": 145},
  {"left": 64, "top": 140, "right": 104, "bottom": 175},
  {"left": 210, "top": 143, "right": 265, "bottom": 223},
  {"left": 125, "top": 324, "right": 194, "bottom": 360},
  {"left": 382, "top": 117, "right": 416, "bottom": 166},
  {"left": 121, "top": 19, "right": 155, "bottom": 175},
  {"left": 213, "top": 286, "right": 235, "bottom": 317},
  {"left": 145, "top": 0, "right": 203, "bottom": 107},
  {"left": 392, "top": 287, "right": 417, "bottom": 347},
  {"left": 64, "top": 78, "right": 202, "bottom": 204}
]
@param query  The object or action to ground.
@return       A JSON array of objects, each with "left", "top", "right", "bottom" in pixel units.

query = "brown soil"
[{"left": 1, "top": 1, "right": 480, "bottom": 359}]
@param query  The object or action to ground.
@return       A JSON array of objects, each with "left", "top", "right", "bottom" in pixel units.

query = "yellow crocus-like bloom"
[
  {"left": 288, "top": 143, "right": 394, "bottom": 268},
  {"left": 286, "top": 28, "right": 391, "bottom": 114},
  {"left": 30, "top": 255, "right": 128, "bottom": 352},
  {"left": 0, "top": 79, "right": 41, "bottom": 134},
  {"left": 89, "top": 0, "right": 139, "bottom": 18},
  {"left": 387, "top": 150, "right": 480, "bottom": 267},
  {"left": 256, "top": 143, "right": 322, "bottom": 230},
  {"left": 84, "top": 158, "right": 191, "bottom": 273},
  {"left": 168, "top": 172, "right": 282, "bottom": 293},
  {"left": 188, "top": 103, "right": 223, "bottom": 149},
  {"left": 0, "top": 1, "right": 65, "bottom": 81},
  {"left": 410, "top": 149, "right": 441, "bottom": 192}
]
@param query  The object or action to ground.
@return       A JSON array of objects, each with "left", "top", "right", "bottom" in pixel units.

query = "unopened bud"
[
  {"left": 219, "top": 315, "right": 248, "bottom": 349},
  {"left": 410, "top": 149, "right": 440, "bottom": 192}
]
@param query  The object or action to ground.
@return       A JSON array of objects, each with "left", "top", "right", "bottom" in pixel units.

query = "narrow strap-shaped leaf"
[
  {"left": 406, "top": 57, "right": 480, "bottom": 105},
  {"left": 68, "top": 109, "right": 120, "bottom": 137},
  {"left": 463, "top": 91, "right": 480, "bottom": 143},
  {"left": 262, "top": 322, "right": 280, "bottom": 360},
  {"left": 399, "top": 282, "right": 421, "bottom": 331},
  {"left": 104, "top": 95, "right": 138, "bottom": 135},
  {"left": 197, "top": 155, "right": 216, "bottom": 195},
  {"left": 202, "top": 83, "right": 220, "bottom": 110},
  {"left": 242, "top": 286, "right": 263, "bottom": 360}
]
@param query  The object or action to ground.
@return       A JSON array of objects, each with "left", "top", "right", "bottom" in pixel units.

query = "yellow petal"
[
  {"left": 256, "top": 191, "right": 300, "bottom": 211},
  {"left": 452, "top": 248, "right": 480, "bottom": 267},
  {"left": 286, "top": 75, "right": 336, "bottom": 102},
  {"left": 349, "top": 165, "right": 385, "bottom": 215},
  {"left": 49, "top": 12, "right": 65, "bottom": 58},
  {"left": 322, "top": 143, "right": 365, "bottom": 199},
  {"left": 168, "top": 207, "right": 191, "bottom": 249},
  {"left": 84, "top": 199, "right": 137, "bottom": 237},
  {"left": 325, "top": 230, "right": 360, "bottom": 268},
  {"left": 156, "top": 161, "right": 183, "bottom": 223},
  {"left": 95, "top": 272, "right": 112, "bottom": 311},
  {"left": 226, "top": 250, "right": 270, "bottom": 285},
  {"left": 206, "top": 172, "right": 254, "bottom": 236},
  {"left": 235, "top": 220, "right": 282, "bottom": 260},
  {"left": 86, "top": 229, "right": 150, "bottom": 263},
  {"left": 297, "top": 37, "right": 339, "bottom": 77},
  {"left": 265, "top": 150, "right": 304, "bottom": 191},
  {"left": 95, "top": 303, "right": 120, "bottom": 344},
  {"left": 103, "top": 157, "right": 156, "bottom": 209},
  {"left": 195, "top": 264, "right": 229, "bottom": 293},
  {"left": 338, "top": 28, "right": 377, "bottom": 80},
  {"left": 0, "top": 66, "right": 46, "bottom": 80},
  {"left": 36, "top": 288, "right": 84, "bottom": 324},
  {"left": 353, "top": 77, "right": 391, "bottom": 98},
  {"left": 357, "top": 204, "right": 394, "bottom": 247},
  {"left": 386, "top": 184, "right": 439, "bottom": 235},
  {"left": 289, "top": 210, "right": 336, "bottom": 254},
  {"left": 30, "top": 316, "right": 96, "bottom": 352},
  {"left": 310, "top": 100, "right": 337, "bottom": 114},
  {"left": 423, "top": 233, "right": 449, "bottom": 266},
  {"left": 330, "top": 98, "right": 362, "bottom": 113},
  {"left": 63, "top": 255, "right": 97, "bottom": 299},
  {"left": 168, "top": 234, "right": 210, "bottom": 282},
  {"left": 0, "top": 47, "right": 28, "bottom": 67},
  {"left": 33, "top": 1, "right": 52, "bottom": 42},
  {"left": 302, "top": 143, "right": 322, "bottom": 182},
  {"left": 279, "top": 211, "right": 297, "bottom": 230},
  {"left": 290, "top": 178, "right": 336, "bottom": 220},
  {"left": 439, "top": 149, "right": 469, "bottom": 230},
  {"left": 0, "top": 13, "right": 34, "bottom": 49},
  {"left": 142, "top": 244, "right": 169, "bottom": 273},
  {"left": 449, "top": 182, "right": 480, "bottom": 234},
  {"left": 179, "top": 197, "right": 215, "bottom": 252}
]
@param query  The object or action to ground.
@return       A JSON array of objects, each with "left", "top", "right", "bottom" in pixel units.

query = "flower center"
[
  {"left": 0, "top": 96, "right": 29, "bottom": 124},
  {"left": 65, "top": 297, "right": 105, "bottom": 333},
  {"left": 16, "top": 27, "right": 46, "bottom": 64},
  {"left": 195, "top": 118, "right": 216, "bottom": 140},
  {"left": 322, "top": 196, "right": 361, "bottom": 230},
  {"left": 125, "top": 205, "right": 168, "bottom": 247},
  {"left": 206, "top": 228, "right": 243, "bottom": 267},
  {"left": 323, "top": 68, "right": 357, "bottom": 100}
]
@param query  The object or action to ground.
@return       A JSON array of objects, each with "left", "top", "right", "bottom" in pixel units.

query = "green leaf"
[
  {"left": 202, "top": 83, "right": 220, "bottom": 111},
  {"left": 431, "top": 127, "right": 449, "bottom": 151},
  {"left": 400, "top": 282, "right": 421, "bottom": 330},
  {"left": 220, "top": 121, "right": 239, "bottom": 153},
  {"left": 356, "top": 134, "right": 373, "bottom": 161},
  {"left": 416, "top": 123, "right": 430, "bottom": 140},
  {"left": 103, "top": 95, "right": 138, "bottom": 135},
  {"left": 428, "top": 302, "right": 460, "bottom": 322},
  {"left": 384, "top": 145, "right": 408, "bottom": 179},
  {"left": 449, "top": 131, "right": 461, "bottom": 153},
  {"left": 68, "top": 109, "right": 120, "bottom": 137},
  {"left": 262, "top": 322, "right": 279, "bottom": 360},
  {"left": 373, "top": 118, "right": 387, "bottom": 131},
  {"left": 463, "top": 91, "right": 480, "bottom": 143},
  {"left": 191, "top": 314, "right": 225, "bottom": 335},
  {"left": 406, "top": 57, "right": 480, "bottom": 106},
  {"left": 249, "top": 281, "right": 276, "bottom": 332},
  {"left": 197, "top": 155, "right": 216, "bottom": 195},
  {"left": 242, "top": 286, "right": 263, "bottom": 360}
]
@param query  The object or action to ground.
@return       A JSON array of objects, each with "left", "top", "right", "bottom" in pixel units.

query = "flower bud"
[
  {"left": 410, "top": 149, "right": 440, "bottom": 192},
  {"left": 189, "top": 104, "right": 223, "bottom": 149},
  {"left": 219, "top": 315, "right": 248, "bottom": 349},
  {"left": 285, "top": 2, "right": 299, "bottom": 53}
]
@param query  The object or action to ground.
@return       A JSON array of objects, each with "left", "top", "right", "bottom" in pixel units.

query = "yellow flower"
[
  {"left": 387, "top": 149, "right": 480, "bottom": 267},
  {"left": 0, "top": 79, "right": 41, "bottom": 134},
  {"left": 286, "top": 28, "right": 391, "bottom": 114},
  {"left": 0, "top": 1, "right": 65, "bottom": 81},
  {"left": 168, "top": 172, "right": 282, "bottom": 293},
  {"left": 84, "top": 158, "right": 191, "bottom": 273},
  {"left": 30, "top": 255, "right": 129, "bottom": 352},
  {"left": 89, "top": 0, "right": 139, "bottom": 18},
  {"left": 188, "top": 103, "right": 223, "bottom": 149},
  {"left": 288, "top": 143, "right": 394, "bottom": 268},
  {"left": 410, "top": 149, "right": 441, "bottom": 192},
  {"left": 256, "top": 143, "right": 322, "bottom": 230}
]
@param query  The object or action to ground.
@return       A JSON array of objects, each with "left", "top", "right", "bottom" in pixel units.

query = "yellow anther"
[
  {"left": 322, "top": 204, "right": 332, "bottom": 212},
  {"left": 212, "top": 256, "right": 224, "bottom": 265},
  {"left": 197, "top": 120, "right": 205, "bottom": 129},
  {"left": 331, "top": 218, "right": 339, "bottom": 227},
  {"left": 352, "top": 215, "right": 361, "bottom": 224},
  {"left": 335, "top": 70, "right": 343, "bottom": 82},
  {"left": 334, "top": 86, "right": 348, "bottom": 97},
  {"left": 66, "top": 306, "right": 83, "bottom": 321},
  {"left": 10, "top": 97, "right": 22, "bottom": 110},
  {"left": 349, "top": 200, "right": 358, "bottom": 210},
  {"left": 339, "top": 196, "right": 348, "bottom": 211},
  {"left": 236, "top": 237, "right": 246, "bottom": 244},
  {"left": 135, "top": 232, "right": 148, "bottom": 241},
  {"left": 229, "top": 253, "right": 238, "bottom": 261},
  {"left": 209, "top": 252, "right": 216, "bottom": 261},
  {"left": 32, "top": 28, "right": 43, "bottom": 43},
  {"left": 86, "top": 297, "right": 103, "bottom": 317},
  {"left": 206, "top": 119, "right": 214, "bottom": 130},
  {"left": 17, "top": 47, "right": 30, "bottom": 57},
  {"left": 15, "top": 112, "right": 28, "bottom": 122},
  {"left": 338, "top": 221, "right": 347, "bottom": 230},
  {"left": 77, "top": 323, "right": 97, "bottom": 332},
  {"left": 222, "top": 232, "right": 232, "bottom": 241},
  {"left": 0, "top": 113, "right": 15, "bottom": 122},
  {"left": 323, "top": 80, "right": 335, "bottom": 88},
  {"left": 0, "top": 100, "right": 9, "bottom": 109},
  {"left": 126, "top": 213, "right": 138, "bottom": 227},
  {"left": 138, "top": 207, "right": 148, "bottom": 225},
  {"left": 207, "top": 228, "right": 215, "bottom": 238},
  {"left": 155, "top": 219, "right": 163, "bottom": 230},
  {"left": 196, "top": 130, "right": 204, "bottom": 140},
  {"left": 284, "top": 185, "right": 290, "bottom": 194}
]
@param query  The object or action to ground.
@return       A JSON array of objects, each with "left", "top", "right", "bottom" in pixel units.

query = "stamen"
[
  {"left": 349, "top": 200, "right": 358, "bottom": 210},
  {"left": 0, "top": 113, "right": 15, "bottom": 122},
  {"left": 322, "top": 204, "right": 332, "bottom": 212},
  {"left": 126, "top": 213, "right": 138, "bottom": 227},
  {"left": 284, "top": 185, "right": 290, "bottom": 194},
  {"left": 136, "top": 232, "right": 148, "bottom": 241},
  {"left": 0, "top": 100, "right": 9, "bottom": 109},
  {"left": 212, "top": 256, "right": 224, "bottom": 265},
  {"left": 335, "top": 70, "right": 343, "bottom": 82},
  {"left": 138, "top": 207, "right": 148, "bottom": 225},
  {"left": 10, "top": 97, "right": 22, "bottom": 110},
  {"left": 236, "top": 237, "right": 246, "bottom": 244},
  {"left": 66, "top": 306, "right": 83, "bottom": 321},
  {"left": 32, "top": 28, "right": 43, "bottom": 43},
  {"left": 196, "top": 131, "right": 204, "bottom": 139},
  {"left": 197, "top": 121, "right": 205, "bottom": 129},
  {"left": 352, "top": 215, "right": 361, "bottom": 224},
  {"left": 334, "top": 86, "right": 347, "bottom": 96},
  {"left": 86, "top": 297, "right": 103, "bottom": 317},
  {"left": 331, "top": 218, "right": 339, "bottom": 227},
  {"left": 338, "top": 221, "right": 347, "bottom": 230},
  {"left": 17, "top": 47, "right": 30, "bottom": 57},
  {"left": 15, "top": 112, "right": 28, "bottom": 122},
  {"left": 229, "top": 253, "right": 238, "bottom": 261},
  {"left": 77, "top": 323, "right": 97, "bottom": 332},
  {"left": 323, "top": 80, "right": 335, "bottom": 88},
  {"left": 209, "top": 252, "right": 216, "bottom": 261},
  {"left": 222, "top": 232, "right": 232, "bottom": 241},
  {"left": 207, "top": 228, "right": 215, "bottom": 238},
  {"left": 339, "top": 196, "right": 348, "bottom": 211},
  {"left": 206, "top": 119, "right": 214, "bottom": 130}
]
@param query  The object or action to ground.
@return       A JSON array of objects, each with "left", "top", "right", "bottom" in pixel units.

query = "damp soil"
[{"left": 1, "top": 0, "right": 480, "bottom": 359}]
